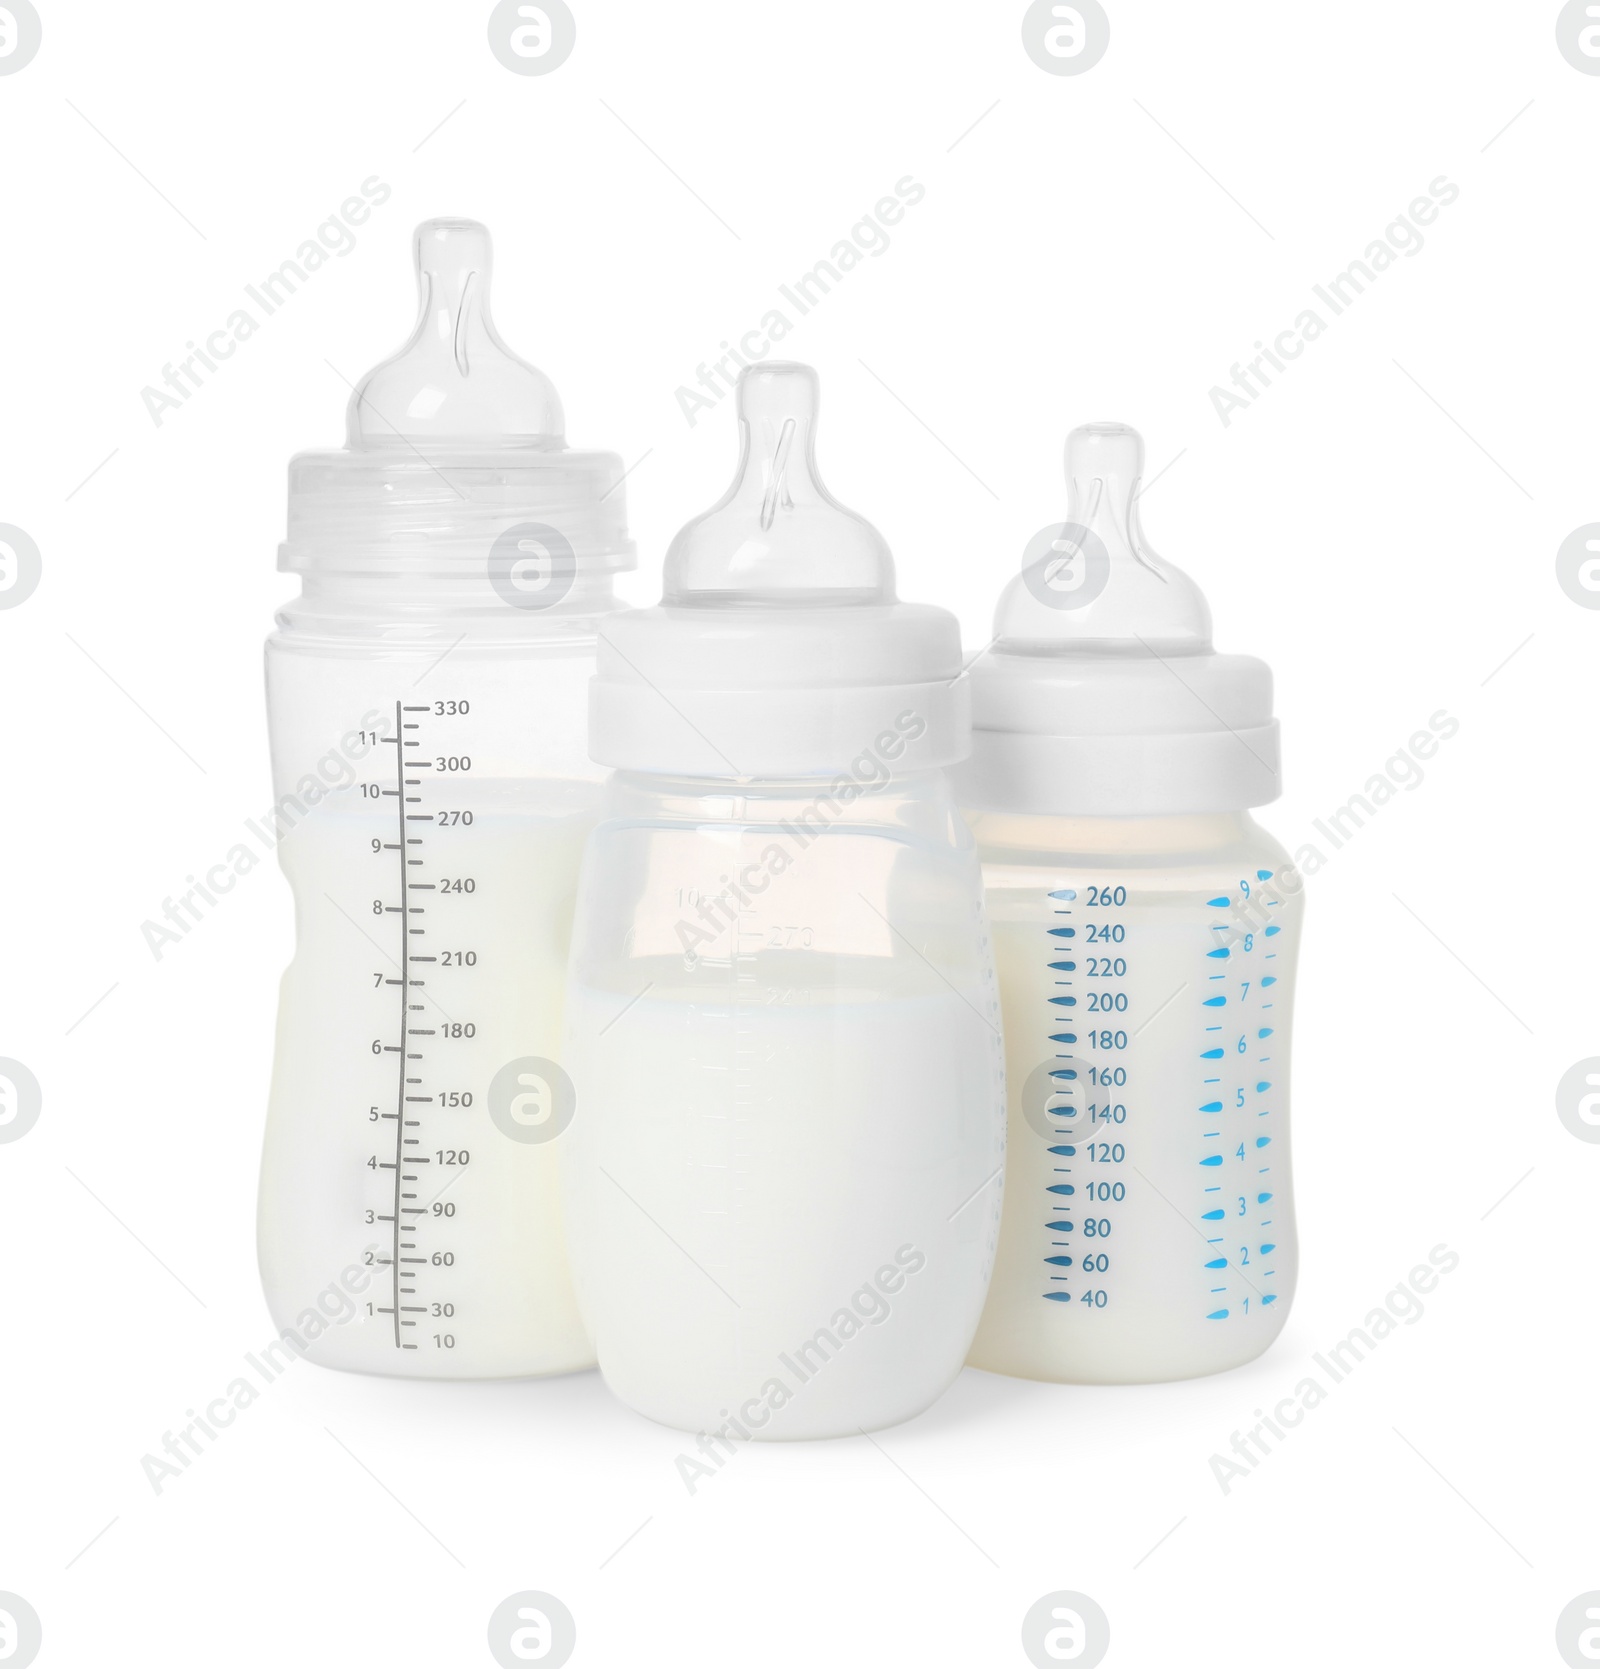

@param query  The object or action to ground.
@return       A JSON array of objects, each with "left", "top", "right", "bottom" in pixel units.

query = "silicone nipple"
[
  {"left": 995, "top": 423, "right": 1212, "bottom": 652},
  {"left": 347, "top": 218, "right": 564, "bottom": 448},
  {"left": 663, "top": 362, "right": 894, "bottom": 605}
]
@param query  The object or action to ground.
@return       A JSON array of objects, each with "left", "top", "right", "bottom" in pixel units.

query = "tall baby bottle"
[
  {"left": 257, "top": 220, "right": 633, "bottom": 1377},
  {"left": 961, "top": 424, "right": 1301, "bottom": 1384},
  {"left": 563, "top": 363, "right": 1005, "bottom": 1439}
]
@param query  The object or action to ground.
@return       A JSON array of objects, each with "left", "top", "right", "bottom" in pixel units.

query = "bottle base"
[
  {"left": 296, "top": 1351, "right": 599, "bottom": 1383},
  {"left": 600, "top": 1372, "right": 960, "bottom": 1442},
  {"left": 966, "top": 1328, "right": 1286, "bottom": 1386}
]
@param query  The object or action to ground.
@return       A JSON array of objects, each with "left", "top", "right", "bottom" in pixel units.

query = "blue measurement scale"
[
  {"left": 1198, "top": 869, "right": 1284, "bottom": 1322},
  {"left": 1038, "top": 884, "right": 1129, "bottom": 1309},
  {"left": 1034, "top": 871, "right": 1287, "bottom": 1327}
]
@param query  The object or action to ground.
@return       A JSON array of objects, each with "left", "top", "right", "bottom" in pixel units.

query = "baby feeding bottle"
[
  {"left": 563, "top": 363, "right": 1005, "bottom": 1439},
  {"left": 257, "top": 219, "right": 633, "bottom": 1377},
  {"left": 960, "top": 423, "right": 1301, "bottom": 1384}
]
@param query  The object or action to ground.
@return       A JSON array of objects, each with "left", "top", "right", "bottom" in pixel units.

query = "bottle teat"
[
  {"left": 995, "top": 422, "right": 1211, "bottom": 653},
  {"left": 663, "top": 362, "right": 894, "bottom": 605},
  {"left": 347, "top": 218, "right": 564, "bottom": 449}
]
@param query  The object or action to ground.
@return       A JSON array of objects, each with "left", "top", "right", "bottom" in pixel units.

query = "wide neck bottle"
[
  {"left": 562, "top": 363, "right": 1006, "bottom": 1439},
  {"left": 257, "top": 219, "right": 632, "bottom": 1380},
  {"left": 957, "top": 424, "right": 1302, "bottom": 1386}
]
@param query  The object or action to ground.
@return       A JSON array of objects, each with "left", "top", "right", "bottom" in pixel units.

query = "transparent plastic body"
[
  {"left": 966, "top": 810, "right": 1302, "bottom": 1384},
  {"left": 258, "top": 582, "right": 609, "bottom": 1378},
  {"left": 563, "top": 769, "right": 1006, "bottom": 1437}
]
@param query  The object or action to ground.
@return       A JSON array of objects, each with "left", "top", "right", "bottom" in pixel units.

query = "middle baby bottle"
[{"left": 564, "top": 363, "right": 1005, "bottom": 1439}]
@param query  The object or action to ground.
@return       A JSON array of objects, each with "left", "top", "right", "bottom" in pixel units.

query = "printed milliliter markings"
[
  {"left": 369, "top": 700, "right": 474, "bottom": 1351},
  {"left": 1199, "top": 872, "right": 1283, "bottom": 1320},
  {"left": 1041, "top": 885, "right": 1131, "bottom": 1306}
]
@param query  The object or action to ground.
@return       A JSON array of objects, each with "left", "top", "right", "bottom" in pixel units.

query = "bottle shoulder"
[
  {"left": 577, "top": 773, "right": 980, "bottom": 878},
  {"left": 971, "top": 810, "right": 1288, "bottom": 870},
  {"left": 265, "top": 622, "right": 607, "bottom": 664},
  {"left": 269, "top": 577, "right": 623, "bottom": 656}
]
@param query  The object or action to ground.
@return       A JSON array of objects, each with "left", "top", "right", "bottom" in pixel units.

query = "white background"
[{"left": 0, "top": 2, "right": 1593, "bottom": 1664}]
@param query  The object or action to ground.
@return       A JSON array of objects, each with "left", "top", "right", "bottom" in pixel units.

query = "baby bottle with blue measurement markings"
[
  {"left": 256, "top": 219, "right": 633, "bottom": 1377},
  {"left": 959, "top": 423, "right": 1301, "bottom": 1384},
  {"left": 562, "top": 362, "right": 1005, "bottom": 1439}
]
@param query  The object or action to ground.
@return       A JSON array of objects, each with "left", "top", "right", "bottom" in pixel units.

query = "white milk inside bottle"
[
  {"left": 957, "top": 423, "right": 1302, "bottom": 1384},
  {"left": 563, "top": 363, "right": 1006, "bottom": 1438},
  {"left": 257, "top": 219, "right": 634, "bottom": 1378}
]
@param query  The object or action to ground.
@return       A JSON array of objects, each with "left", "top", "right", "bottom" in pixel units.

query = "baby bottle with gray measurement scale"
[
  {"left": 958, "top": 422, "right": 1302, "bottom": 1384},
  {"left": 256, "top": 218, "right": 633, "bottom": 1377},
  {"left": 562, "top": 361, "right": 1006, "bottom": 1438}
]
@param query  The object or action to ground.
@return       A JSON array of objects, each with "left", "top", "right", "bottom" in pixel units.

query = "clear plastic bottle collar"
[
  {"left": 995, "top": 423, "right": 1211, "bottom": 654},
  {"left": 663, "top": 363, "right": 894, "bottom": 606}
]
